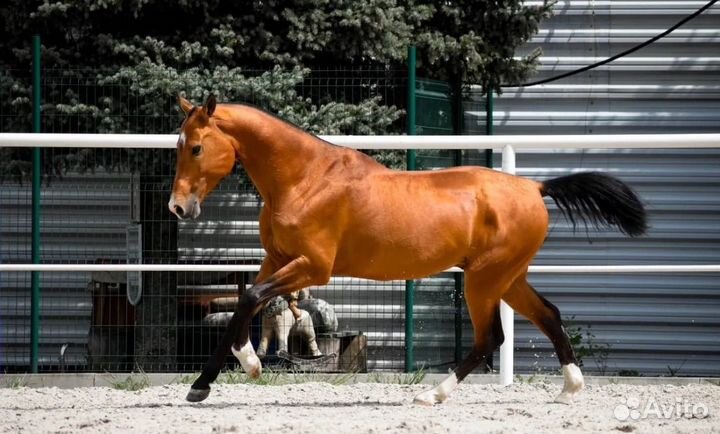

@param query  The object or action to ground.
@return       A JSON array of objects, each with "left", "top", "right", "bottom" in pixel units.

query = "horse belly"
[
  {"left": 333, "top": 245, "right": 463, "bottom": 281},
  {"left": 332, "top": 193, "right": 476, "bottom": 280}
]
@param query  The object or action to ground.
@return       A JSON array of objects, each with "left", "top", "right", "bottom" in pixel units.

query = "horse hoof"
[
  {"left": 413, "top": 397, "right": 436, "bottom": 406},
  {"left": 413, "top": 391, "right": 440, "bottom": 406},
  {"left": 554, "top": 391, "right": 576, "bottom": 405},
  {"left": 247, "top": 364, "right": 262, "bottom": 380},
  {"left": 554, "top": 363, "right": 584, "bottom": 405},
  {"left": 186, "top": 388, "right": 210, "bottom": 402}
]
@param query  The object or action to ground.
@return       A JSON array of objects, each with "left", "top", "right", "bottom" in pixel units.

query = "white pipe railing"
[
  {"left": 2, "top": 132, "right": 720, "bottom": 386},
  {"left": 500, "top": 145, "right": 517, "bottom": 386},
  {"left": 2, "top": 264, "right": 719, "bottom": 273},
  {"left": 2, "top": 132, "right": 720, "bottom": 149}
]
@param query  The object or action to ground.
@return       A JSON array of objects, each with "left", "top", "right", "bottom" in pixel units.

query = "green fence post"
[
  {"left": 30, "top": 34, "right": 42, "bottom": 373},
  {"left": 451, "top": 78, "right": 464, "bottom": 366},
  {"left": 485, "top": 91, "right": 494, "bottom": 167},
  {"left": 405, "top": 45, "right": 416, "bottom": 373}
]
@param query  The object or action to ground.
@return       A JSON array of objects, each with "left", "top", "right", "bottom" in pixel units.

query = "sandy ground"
[{"left": 1, "top": 382, "right": 718, "bottom": 434}]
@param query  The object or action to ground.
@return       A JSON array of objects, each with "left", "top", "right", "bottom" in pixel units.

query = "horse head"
[{"left": 169, "top": 95, "right": 236, "bottom": 220}]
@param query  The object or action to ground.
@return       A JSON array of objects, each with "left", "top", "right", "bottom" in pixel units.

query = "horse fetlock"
[
  {"left": 554, "top": 363, "right": 585, "bottom": 404},
  {"left": 232, "top": 341, "right": 262, "bottom": 379}
]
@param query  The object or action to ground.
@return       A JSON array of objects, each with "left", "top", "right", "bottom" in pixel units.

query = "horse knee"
[{"left": 241, "top": 286, "right": 263, "bottom": 309}]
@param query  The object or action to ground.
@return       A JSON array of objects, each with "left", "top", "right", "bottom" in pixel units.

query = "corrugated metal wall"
[
  {"left": 461, "top": 0, "right": 720, "bottom": 376},
  {"left": 0, "top": 174, "right": 132, "bottom": 369},
  {"left": 503, "top": 149, "right": 720, "bottom": 376},
  {"left": 467, "top": 0, "right": 720, "bottom": 134}
]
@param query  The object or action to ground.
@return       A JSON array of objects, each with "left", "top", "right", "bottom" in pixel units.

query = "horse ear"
[
  {"left": 178, "top": 95, "right": 194, "bottom": 115},
  {"left": 204, "top": 94, "right": 217, "bottom": 117}
]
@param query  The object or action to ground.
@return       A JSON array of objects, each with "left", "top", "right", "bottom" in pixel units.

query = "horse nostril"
[{"left": 174, "top": 205, "right": 185, "bottom": 218}]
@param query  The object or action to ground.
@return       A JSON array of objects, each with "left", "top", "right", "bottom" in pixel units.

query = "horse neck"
[{"left": 218, "top": 106, "right": 329, "bottom": 204}]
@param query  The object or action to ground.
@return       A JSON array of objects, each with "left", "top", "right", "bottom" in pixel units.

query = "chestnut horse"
[{"left": 170, "top": 95, "right": 646, "bottom": 405}]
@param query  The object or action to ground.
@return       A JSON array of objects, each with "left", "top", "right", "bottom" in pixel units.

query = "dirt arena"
[{"left": 1, "top": 381, "right": 718, "bottom": 434}]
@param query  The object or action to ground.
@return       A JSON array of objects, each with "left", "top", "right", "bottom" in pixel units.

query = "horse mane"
[{"left": 223, "top": 102, "right": 342, "bottom": 149}]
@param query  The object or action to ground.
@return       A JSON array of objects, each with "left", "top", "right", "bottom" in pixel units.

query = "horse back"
[{"left": 327, "top": 165, "right": 548, "bottom": 279}]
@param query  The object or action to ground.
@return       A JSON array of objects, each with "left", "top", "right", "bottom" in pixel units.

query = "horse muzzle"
[{"left": 168, "top": 193, "right": 201, "bottom": 220}]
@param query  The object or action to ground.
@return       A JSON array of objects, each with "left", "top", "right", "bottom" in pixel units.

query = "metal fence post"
[
  {"left": 404, "top": 45, "right": 417, "bottom": 373},
  {"left": 30, "top": 34, "right": 42, "bottom": 373},
  {"left": 451, "top": 78, "right": 464, "bottom": 366},
  {"left": 452, "top": 143, "right": 463, "bottom": 365}
]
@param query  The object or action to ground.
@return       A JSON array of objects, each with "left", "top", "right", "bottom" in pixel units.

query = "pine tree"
[{"left": 1, "top": 0, "right": 552, "bottom": 132}]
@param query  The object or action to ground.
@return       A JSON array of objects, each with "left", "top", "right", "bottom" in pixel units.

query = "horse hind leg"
[
  {"left": 503, "top": 277, "right": 584, "bottom": 404},
  {"left": 414, "top": 275, "right": 505, "bottom": 405}
]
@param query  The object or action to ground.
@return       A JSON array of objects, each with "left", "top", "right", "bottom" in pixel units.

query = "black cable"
[{"left": 504, "top": 0, "right": 718, "bottom": 88}]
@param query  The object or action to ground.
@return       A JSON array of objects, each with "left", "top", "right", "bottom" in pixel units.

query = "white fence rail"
[
  {"left": 2, "top": 132, "right": 720, "bottom": 149},
  {"left": 3, "top": 264, "right": 719, "bottom": 273},
  {"left": 2, "top": 132, "right": 720, "bottom": 385}
]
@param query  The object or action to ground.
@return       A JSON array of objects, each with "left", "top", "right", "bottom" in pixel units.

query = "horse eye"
[{"left": 191, "top": 145, "right": 202, "bottom": 156}]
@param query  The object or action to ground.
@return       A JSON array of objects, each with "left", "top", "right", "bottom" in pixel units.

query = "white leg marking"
[
  {"left": 413, "top": 372, "right": 458, "bottom": 406},
  {"left": 554, "top": 363, "right": 585, "bottom": 404},
  {"left": 231, "top": 340, "right": 262, "bottom": 379}
]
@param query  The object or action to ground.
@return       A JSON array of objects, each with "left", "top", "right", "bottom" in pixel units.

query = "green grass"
[
  {"left": 177, "top": 367, "right": 359, "bottom": 386},
  {"left": 1, "top": 374, "right": 28, "bottom": 389},
  {"left": 367, "top": 366, "right": 426, "bottom": 385},
  {"left": 176, "top": 367, "right": 431, "bottom": 387},
  {"left": 177, "top": 372, "right": 200, "bottom": 385},
  {"left": 108, "top": 371, "right": 151, "bottom": 391},
  {"left": 514, "top": 373, "right": 541, "bottom": 385}
]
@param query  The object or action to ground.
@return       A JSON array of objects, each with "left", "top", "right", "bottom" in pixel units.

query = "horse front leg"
[{"left": 186, "top": 255, "right": 330, "bottom": 402}]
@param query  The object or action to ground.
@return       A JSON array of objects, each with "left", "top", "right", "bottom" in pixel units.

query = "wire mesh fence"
[
  {"left": 1, "top": 152, "right": 473, "bottom": 373},
  {"left": 0, "top": 66, "right": 487, "bottom": 374}
]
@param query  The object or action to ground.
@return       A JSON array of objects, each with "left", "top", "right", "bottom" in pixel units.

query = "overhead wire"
[{"left": 504, "top": 0, "right": 719, "bottom": 88}]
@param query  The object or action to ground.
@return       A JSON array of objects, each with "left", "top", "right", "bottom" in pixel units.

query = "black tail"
[{"left": 541, "top": 172, "right": 647, "bottom": 237}]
